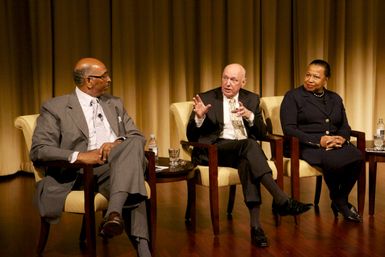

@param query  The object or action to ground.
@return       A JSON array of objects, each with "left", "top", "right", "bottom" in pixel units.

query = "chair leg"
[
  {"left": 146, "top": 197, "right": 156, "bottom": 252},
  {"left": 185, "top": 178, "right": 196, "bottom": 231},
  {"left": 79, "top": 215, "right": 86, "bottom": 243},
  {"left": 36, "top": 217, "right": 50, "bottom": 255},
  {"left": 84, "top": 206, "right": 96, "bottom": 257},
  {"left": 209, "top": 184, "right": 220, "bottom": 235},
  {"left": 291, "top": 175, "right": 300, "bottom": 225},
  {"left": 314, "top": 176, "right": 323, "bottom": 206},
  {"left": 227, "top": 185, "right": 236, "bottom": 219}
]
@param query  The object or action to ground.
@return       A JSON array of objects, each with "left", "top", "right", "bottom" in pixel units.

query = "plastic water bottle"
[
  {"left": 148, "top": 134, "right": 158, "bottom": 160},
  {"left": 376, "top": 118, "right": 385, "bottom": 138}
]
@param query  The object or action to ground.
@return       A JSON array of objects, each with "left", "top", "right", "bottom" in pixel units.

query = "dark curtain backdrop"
[{"left": 2, "top": 0, "right": 385, "bottom": 175}]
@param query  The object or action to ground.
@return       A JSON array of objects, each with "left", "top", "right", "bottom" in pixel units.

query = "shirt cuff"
[
  {"left": 194, "top": 114, "right": 205, "bottom": 128},
  {"left": 246, "top": 112, "right": 255, "bottom": 126},
  {"left": 68, "top": 151, "right": 79, "bottom": 163}
]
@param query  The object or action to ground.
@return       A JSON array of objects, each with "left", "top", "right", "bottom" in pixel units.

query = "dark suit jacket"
[
  {"left": 186, "top": 87, "right": 267, "bottom": 164},
  {"left": 280, "top": 86, "right": 361, "bottom": 167},
  {"left": 30, "top": 91, "right": 144, "bottom": 223}
]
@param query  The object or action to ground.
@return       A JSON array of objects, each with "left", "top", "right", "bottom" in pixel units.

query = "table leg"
[
  {"left": 369, "top": 159, "right": 377, "bottom": 215},
  {"left": 185, "top": 178, "right": 196, "bottom": 231},
  {"left": 357, "top": 159, "right": 366, "bottom": 215}
]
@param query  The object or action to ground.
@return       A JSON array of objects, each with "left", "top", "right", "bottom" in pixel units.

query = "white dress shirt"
[
  {"left": 194, "top": 93, "right": 255, "bottom": 140},
  {"left": 68, "top": 88, "right": 118, "bottom": 163}
]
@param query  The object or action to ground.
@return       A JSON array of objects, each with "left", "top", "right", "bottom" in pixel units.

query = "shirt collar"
[
  {"left": 76, "top": 87, "right": 98, "bottom": 107},
  {"left": 224, "top": 93, "right": 239, "bottom": 102}
]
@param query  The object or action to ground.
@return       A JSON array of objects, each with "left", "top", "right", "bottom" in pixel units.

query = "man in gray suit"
[
  {"left": 187, "top": 63, "right": 312, "bottom": 248},
  {"left": 30, "top": 57, "right": 151, "bottom": 257}
]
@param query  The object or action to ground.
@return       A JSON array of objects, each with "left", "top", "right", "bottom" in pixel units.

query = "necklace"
[{"left": 313, "top": 91, "right": 325, "bottom": 98}]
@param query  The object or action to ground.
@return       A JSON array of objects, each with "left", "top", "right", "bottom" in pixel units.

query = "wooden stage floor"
[{"left": 1, "top": 164, "right": 385, "bottom": 257}]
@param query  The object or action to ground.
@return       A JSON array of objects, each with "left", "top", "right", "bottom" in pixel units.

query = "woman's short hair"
[{"left": 310, "top": 59, "right": 331, "bottom": 78}]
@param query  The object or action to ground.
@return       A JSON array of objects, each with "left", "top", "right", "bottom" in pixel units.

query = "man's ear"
[
  {"left": 241, "top": 78, "right": 247, "bottom": 87},
  {"left": 85, "top": 77, "right": 93, "bottom": 89}
]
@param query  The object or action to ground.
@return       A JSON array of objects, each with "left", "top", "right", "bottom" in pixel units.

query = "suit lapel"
[
  {"left": 301, "top": 87, "right": 330, "bottom": 116},
  {"left": 67, "top": 92, "right": 89, "bottom": 138},
  {"left": 214, "top": 89, "right": 224, "bottom": 125},
  {"left": 99, "top": 96, "right": 120, "bottom": 136}
]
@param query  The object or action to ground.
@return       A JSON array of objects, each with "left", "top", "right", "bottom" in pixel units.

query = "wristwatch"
[{"left": 116, "top": 136, "right": 127, "bottom": 142}]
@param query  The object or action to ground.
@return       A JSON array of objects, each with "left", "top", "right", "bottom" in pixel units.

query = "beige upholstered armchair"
[
  {"left": 14, "top": 114, "right": 157, "bottom": 256},
  {"left": 259, "top": 96, "right": 366, "bottom": 215},
  {"left": 170, "top": 101, "right": 284, "bottom": 235}
]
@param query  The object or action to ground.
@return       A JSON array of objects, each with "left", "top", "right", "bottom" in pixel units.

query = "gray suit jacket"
[{"left": 31, "top": 90, "right": 144, "bottom": 223}]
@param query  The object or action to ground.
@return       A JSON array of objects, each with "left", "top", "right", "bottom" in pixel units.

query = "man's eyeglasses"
[{"left": 88, "top": 73, "right": 109, "bottom": 80}]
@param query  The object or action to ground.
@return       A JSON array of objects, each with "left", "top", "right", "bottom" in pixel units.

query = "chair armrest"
[
  {"left": 275, "top": 134, "right": 301, "bottom": 198},
  {"left": 262, "top": 134, "right": 284, "bottom": 188},
  {"left": 33, "top": 160, "right": 98, "bottom": 228},
  {"left": 180, "top": 140, "right": 218, "bottom": 168},
  {"left": 180, "top": 140, "right": 219, "bottom": 188},
  {"left": 145, "top": 151, "right": 156, "bottom": 200},
  {"left": 350, "top": 130, "right": 366, "bottom": 154}
]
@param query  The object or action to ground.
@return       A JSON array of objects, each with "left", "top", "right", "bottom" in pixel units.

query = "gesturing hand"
[
  {"left": 235, "top": 101, "right": 252, "bottom": 120},
  {"left": 192, "top": 94, "right": 212, "bottom": 119}
]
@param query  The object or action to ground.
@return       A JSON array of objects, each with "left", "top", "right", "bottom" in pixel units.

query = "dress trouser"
[
  {"left": 215, "top": 138, "right": 272, "bottom": 206},
  {"left": 95, "top": 136, "right": 149, "bottom": 240},
  {"left": 311, "top": 144, "right": 363, "bottom": 203},
  {"left": 322, "top": 160, "right": 362, "bottom": 202}
]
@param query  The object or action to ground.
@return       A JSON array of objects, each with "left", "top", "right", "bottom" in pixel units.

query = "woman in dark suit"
[{"left": 280, "top": 59, "right": 363, "bottom": 222}]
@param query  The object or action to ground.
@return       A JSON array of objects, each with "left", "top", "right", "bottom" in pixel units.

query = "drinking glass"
[
  {"left": 168, "top": 148, "right": 180, "bottom": 167},
  {"left": 373, "top": 135, "right": 383, "bottom": 150}
]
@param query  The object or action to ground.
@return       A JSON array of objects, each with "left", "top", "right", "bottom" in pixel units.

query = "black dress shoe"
[
  {"left": 348, "top": 202, "right": 359, "bottom": 216},
  {"left": 250, "top": 227, "right": 268, "bottom": 248},
  {"left": 331, "top": 202, "right": 362, "bottom": 223},
  {"left": 272, "top": 198, "right": 312, "bottom": 216},
  {"left": 99, "top": 212, "right": 124, "bottom": 238}
]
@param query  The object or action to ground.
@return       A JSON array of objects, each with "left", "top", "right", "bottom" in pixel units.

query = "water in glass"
[
  {"left": 373, "top": 135, "right": 383, "bottom": 150},
  {"left": 168, "top": 148, "right": 180, "bottom": 167}
]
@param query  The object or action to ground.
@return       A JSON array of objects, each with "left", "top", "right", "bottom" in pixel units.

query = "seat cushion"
[
  {"left": 64, "top": 192, "right": 108, "bottom": 213},
  {"left": 64, "top": 181, "right": 151, "bottom": 213},
  {"left": 194, "top": 160, "right": 277, "bottom": 187},
  {"left": 283, "top": 157, "right": 323, "bottom": 177},
  {"left": 195, "top": 166, "right": 240, "bottom": 187}
]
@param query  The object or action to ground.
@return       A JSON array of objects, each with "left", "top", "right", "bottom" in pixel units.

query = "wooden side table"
[
  {"left": 366, "top": 142, "right": 385, "bottom": 215},
  {"left": 155, "top": 157, "right": 195, "bottom": 182},
  {"left": 154, "top": 157, "right": 197, "bottom": 229}
]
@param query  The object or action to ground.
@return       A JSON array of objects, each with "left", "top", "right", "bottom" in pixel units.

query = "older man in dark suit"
[
  {"left": 187, "top": 63, "right": 312, "bottom": 248},
  {"left": 30, "top": 58, "right": 151, "bottom": 257}
]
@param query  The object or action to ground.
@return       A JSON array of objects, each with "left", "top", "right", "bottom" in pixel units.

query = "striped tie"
[{"left": 90, "top": 98, "right": 110, "bottom": 149}]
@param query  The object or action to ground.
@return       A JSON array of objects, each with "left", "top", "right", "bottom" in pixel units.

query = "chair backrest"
[
  {"left": 260, "top": 96, "right": 284, "bottom": 136},
  {"left": 14, "top": 114, "right": 43, "bottom": 182},
  {"left": 170, "top": 101, "right": 193, "bottom": 160}
]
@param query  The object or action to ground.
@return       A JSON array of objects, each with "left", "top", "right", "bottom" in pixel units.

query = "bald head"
[
  {"left": 73, "top": 58, "right": 107, "bottom": 86},
  {"left": 223, "top": 63, "right": 246, "bottom": 79},
  {"left": 73, "top": 57, "right": 111, "bottom": 97},
  {"left": 221, "top": 63, "right": 247, "bottom": 98}
]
